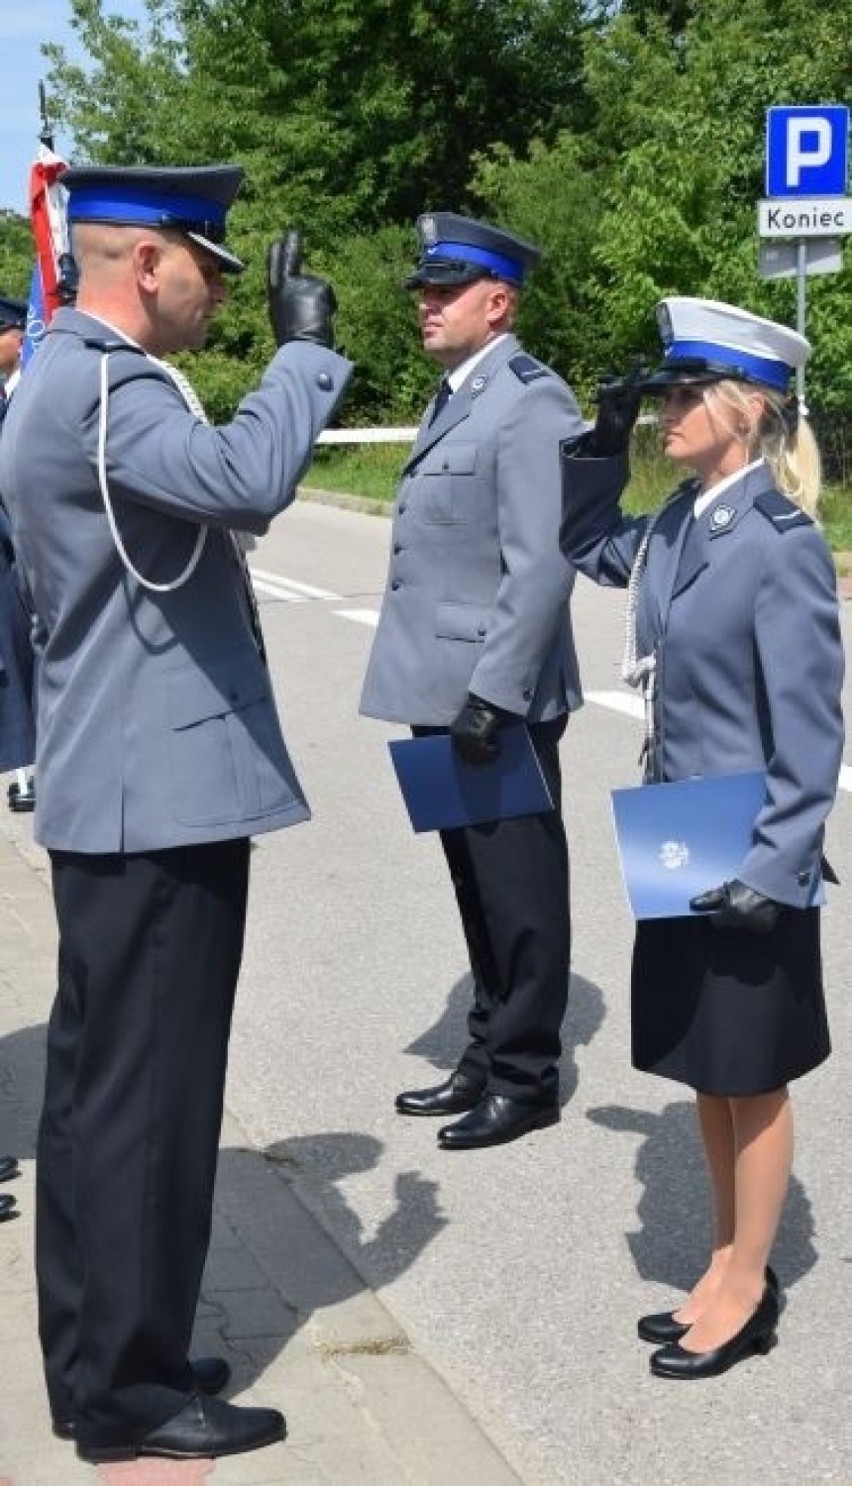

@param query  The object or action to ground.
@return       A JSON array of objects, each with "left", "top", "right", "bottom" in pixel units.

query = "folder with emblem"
[
  {"left": 610, "top": 771, "right": 769, "bottom": 920},
  {"left": 389, "top": 724, "right": 553, "bottom": 833}
]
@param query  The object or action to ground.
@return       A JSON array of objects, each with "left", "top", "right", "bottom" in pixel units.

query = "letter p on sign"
[
  {"left": 787, "top": 118, "right": 831, "bottom": 187},
  {"left": 766, "top": 106, "right": 849, "bottom": 198}
]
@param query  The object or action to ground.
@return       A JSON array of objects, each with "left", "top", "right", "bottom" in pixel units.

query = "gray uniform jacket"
[
  {"left": 0, "top": 308, "right": 352, "bottom": 853},
  {"left": 560, "top": 452, "right": 845, "bottom": 907},
  {"left": 360, "top": 334, "right": 584, "bottom": 725}
]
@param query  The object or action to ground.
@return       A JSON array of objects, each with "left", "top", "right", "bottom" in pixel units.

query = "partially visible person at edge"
[
  {"left": 360, "top": 212, "right": 584, "bottom": 1151},
  {"left": 0, "top": 294, "right": 37, "bottom": 815},
  {"left": 0, "top": 296, "right": 37, "bottom": 1225},
  {"left": 560, "top": 296, "right": 844, "bottom": 1380},
  {"left": 0, "top": 163, "right": 352, "bottom": 1463}
]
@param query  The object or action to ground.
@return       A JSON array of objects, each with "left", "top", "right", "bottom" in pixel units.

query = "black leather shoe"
[
  {"left": 638, "top": 1265, "right": 780, "bottom": 1344},
  {"left": 395, "top": 1070, "right": 485, "bottom": 1117},
  {"left": 54, "top": 1355, "right": 232, "bottom": 1440},
  {"left": 0, "top": 1192, "right": 16, "bottom": 1222},
  {"left": 438, "top": 1093, "right": 559, "bottom": 1150},
  {"left": 8, "top": 784, "right": 35, "bottom": 813},
  {"left": 649, "top": 1284, "right": 779, "bottom": 1379},
  {"left": 0, "top": 1154, "right": 19, "bottom": 1182},
  {"left": 76, "top": 1393, "right": 285, "bottom": 1462}
]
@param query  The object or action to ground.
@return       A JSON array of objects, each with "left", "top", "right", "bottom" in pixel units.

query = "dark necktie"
[{"left": 429, "top": 376, "right": 452, "bottom": 425}]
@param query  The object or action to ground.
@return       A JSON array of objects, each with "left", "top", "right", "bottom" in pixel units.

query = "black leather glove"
[
  {"left": 589, "top": 366, "right": 645, "bottom": 455},
  {"left": 690, "top": 879, "right": 783, "bottom": 935},
  {"left": 450, "top": 694, "right": 506, "bottom": 766},
  {"left": 266, "top": 229, "right": 337, "bottom": 348}
]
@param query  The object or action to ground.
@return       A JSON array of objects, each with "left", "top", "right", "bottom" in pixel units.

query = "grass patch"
[{"left": 304, "top": 429, "right": 851, "bottom": 550}]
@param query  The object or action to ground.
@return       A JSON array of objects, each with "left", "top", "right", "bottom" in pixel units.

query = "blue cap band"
[
  {"left": 425, "top": 240, "right": 525, "bottom": 283},
  {"left": 666, "top": 339, "right": 792, "bottom": 391},
  {"left": 67, "top": 186, "right": 228, "bottom": 231}
]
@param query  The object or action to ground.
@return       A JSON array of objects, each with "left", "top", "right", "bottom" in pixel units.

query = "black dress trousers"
[
  {"left": 37, "top": 838, "right": 250, "bottom": 1447},
  {"left": 435, "top": 715, "right": 570, "bottom": 1101}
]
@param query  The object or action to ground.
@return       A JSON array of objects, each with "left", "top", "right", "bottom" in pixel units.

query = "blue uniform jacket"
[
  {"left": 560, "top": 452, "right": 844, "bottom": 907},
  {"left": 361, "top": 335, "right": 584, "bottom": 726},
  {"left": 0, "top": 309, "right": 352, "bottom": 853}
]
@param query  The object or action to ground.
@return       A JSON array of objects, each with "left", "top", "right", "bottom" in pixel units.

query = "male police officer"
[
  {"left": 0, "top": 294, "right": 27, "bottom": 398},
  {"left": 361, "top": 213, "right": 584, "bottom": 1150},
  {"left": 0, "top": 164, "right": 351, "bottom": 1462}
]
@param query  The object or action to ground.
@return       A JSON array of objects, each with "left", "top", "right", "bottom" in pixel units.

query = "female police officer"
[{"left": 560, "top": 297, "right": 844, "bottom": 1379}]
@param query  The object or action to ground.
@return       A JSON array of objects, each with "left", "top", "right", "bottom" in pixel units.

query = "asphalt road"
[{"left": 226, "top": 497, "right": 851, "bottom": 1486}]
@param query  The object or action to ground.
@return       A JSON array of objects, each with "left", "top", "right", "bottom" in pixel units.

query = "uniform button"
[
  {"left": 315, "top": 371, "right": 333, "bottom": 391},
  {"left": 442, "top": 460, "right": 450, "bottom": 470},
  {"left": 393, "top": 543, "right": 402, "bottom": 554},
  {"left": 477, "top": 625, "right": 486, "bottom": 636},
  {"left": 391, "top": 580, "right": 401, "bottom": 590},
  {"left": 522, "top": 688, "right": 532, "bottom": 700},
  {"left": 399, "top": 503, "right": 407, "bottom": 514}
]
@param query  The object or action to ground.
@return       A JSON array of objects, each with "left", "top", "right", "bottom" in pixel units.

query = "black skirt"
[{"left": 631, "top": 908, "right": 830, "bottom": 1095}]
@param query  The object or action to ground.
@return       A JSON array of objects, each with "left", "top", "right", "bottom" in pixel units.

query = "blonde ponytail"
[{"left": 711, "top": 380, "right": 822, "bottom": 518}]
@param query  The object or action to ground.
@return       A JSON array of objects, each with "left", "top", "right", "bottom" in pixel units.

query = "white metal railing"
[{"left": 316, "top": 414, "right": 657, "bottom": 445}]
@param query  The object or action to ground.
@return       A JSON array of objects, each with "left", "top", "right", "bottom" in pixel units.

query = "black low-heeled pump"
[
  {"left": 637, "top": 1265, "right": 779, "bottom": 1345},
  {"left": 649, "top": 1283, "right": 779, "bottom": 1380}
]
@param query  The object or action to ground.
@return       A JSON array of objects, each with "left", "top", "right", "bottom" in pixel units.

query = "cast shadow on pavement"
[
  {"left": 0, "top": 1025, "right": 443, "bottom": 1424},
  {"left": 263, "top": 1132, "right": 447, "bottom": 1292},
  {"left": 400, "top": 969, "right": 606, "bottom": 1108},
  {"left": 587, "top": 1100, "right": 817, "bottom": 1292}
]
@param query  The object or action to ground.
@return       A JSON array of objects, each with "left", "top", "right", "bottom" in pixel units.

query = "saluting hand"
[
  {"left": 266, "top": 229, "right": 337, "bottom": 348},
  {"left": 589, "top": 366, "right": 645, "bottom": 456}
]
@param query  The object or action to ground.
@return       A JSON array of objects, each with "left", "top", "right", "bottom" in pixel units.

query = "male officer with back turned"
[
  {"left": 361, "top": 212, "right": 584, "bottom": 1150},
  {"left": 0, "top": 163, "right": 351, "bottom": 1463}
]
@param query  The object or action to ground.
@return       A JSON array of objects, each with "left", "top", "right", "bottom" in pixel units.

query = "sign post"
[{"left": 758, "top": 105, "right": 850, "bottom": 409}]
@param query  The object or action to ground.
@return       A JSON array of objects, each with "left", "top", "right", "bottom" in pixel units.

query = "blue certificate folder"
[
  {"left": 389, "top": 724, "right": 553, "bottom": 833},
  {"left": 610, "top": 771, "right": 769, "bottom": 920}
]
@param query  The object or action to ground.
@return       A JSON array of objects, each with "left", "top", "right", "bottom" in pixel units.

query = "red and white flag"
[{"left": 21, "top": 141, "right": 72, "bottom": 367}]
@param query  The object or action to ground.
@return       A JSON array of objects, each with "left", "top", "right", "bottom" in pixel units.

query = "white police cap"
[{"left": 640, "top": 296, "right": 810, "bottom": 393}]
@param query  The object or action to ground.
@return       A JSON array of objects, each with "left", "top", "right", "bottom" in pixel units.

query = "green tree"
[
  {"left": 581, "top": 0, "right": 852, "bottom": 428},
  {"left": 0, "top": 213, "right": 35, "bottom": 300}
]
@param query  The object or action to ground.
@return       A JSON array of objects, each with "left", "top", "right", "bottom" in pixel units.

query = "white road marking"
[
  {"left": 254, "top": 572, "right": 852, "bottom": 794},
  {"left": 334, "top": 608, "right": 379, "bottom": 628},
  {"left": 249, "top": 568, "right": 341, "bottom": 602},
  {"left": 584, "top": 689, "right": 643, "bottom": 720}
]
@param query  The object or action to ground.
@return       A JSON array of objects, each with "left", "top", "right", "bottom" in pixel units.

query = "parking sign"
[{"left": 766, "top": 106, "right": 849, "bottom": 197}]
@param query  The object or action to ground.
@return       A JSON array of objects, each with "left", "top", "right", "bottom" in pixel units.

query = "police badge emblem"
[{"left": 710, "top": 505, "right": 735, "bottom": 531}]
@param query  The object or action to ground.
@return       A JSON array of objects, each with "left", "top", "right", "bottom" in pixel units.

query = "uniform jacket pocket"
[
  {"left": 435, "top": 601, "right": 490, "bottom": 642},
  {"left": 167, "top": 647, "right": 295, "bottom": 825}
]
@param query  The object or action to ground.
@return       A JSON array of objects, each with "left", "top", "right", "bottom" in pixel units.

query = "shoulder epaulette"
[
  {"left": 509, "top": 353, "right": 550, "bottom": 384},
  {"left": 754, "top": 489, "right": 812, "bottom": 531}
]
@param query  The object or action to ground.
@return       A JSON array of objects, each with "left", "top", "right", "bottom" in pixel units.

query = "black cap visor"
[
  {"left": 638, "top": 356, "right": 762, "bottom": 395},
  {"left": 185, "top": 230, "right": 244, "bottom": 274},
  {"left": 404, "top": 258, "right": 493, "bottom": 290}
]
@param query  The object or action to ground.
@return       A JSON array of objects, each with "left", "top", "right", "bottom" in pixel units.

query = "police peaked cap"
[
  {"left": 639, "top": 296, "right": 810, "bottom": 394},
  {"left": 405, "top": 212, "right": 541, "bottom": 288},
  {"left": 0, "top": 296, "right": 27, "bottom": 332},
  {"left": 62, "top": 163, "right": 246, "bottom": 273}
]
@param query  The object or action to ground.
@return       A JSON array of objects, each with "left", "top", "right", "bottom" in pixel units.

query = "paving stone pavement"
[{"left": 0, "top": 819, "right": 521, "bottom": 1486}]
